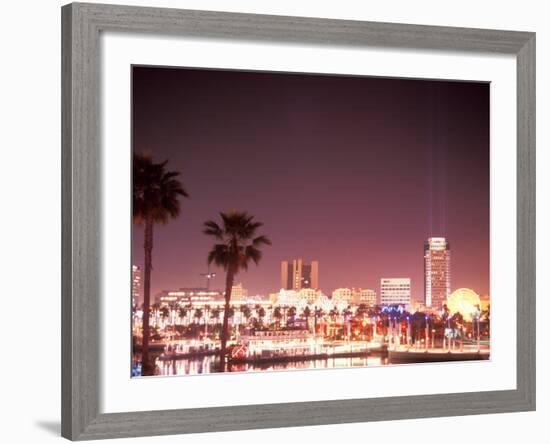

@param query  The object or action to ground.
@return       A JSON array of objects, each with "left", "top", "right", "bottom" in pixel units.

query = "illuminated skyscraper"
[
  {"left": 281, "top": 259, "right": 319, "bottom": 291},
  {"left": 132, "top": 265, "right": 142, "bottom": 307},
  {"left": 424, "top": 237, "right": 451, "bottom": 310}
]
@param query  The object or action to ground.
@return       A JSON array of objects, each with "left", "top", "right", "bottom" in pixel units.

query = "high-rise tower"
[
  {"left": 424, "top": 237, "right": 451, "bottom": 310},
  {"left": 132, "top": 265, "right": 142, "bottom": 307},
  {"left": 281, "top": 259, "right": 319, "bottom": 291}
]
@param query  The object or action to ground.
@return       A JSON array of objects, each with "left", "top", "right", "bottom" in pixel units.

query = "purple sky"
[{"left": 132, "top": 66, "right": 489, "bottom": 302}]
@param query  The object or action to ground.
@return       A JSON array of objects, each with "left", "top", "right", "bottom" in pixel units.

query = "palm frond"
[
  {"left": 203, "top": 220, "right": 224, "bottom": 239},
  {"left": 252, "top": 235, "right": 272, "bottom": 247},
  {"left": 132, "top": 152, "right": 189, "bottom": 225},
  {"left": 202, "top": 210, "right": 271, "bottom": 274},
  {"left": 245, "top": 245, "right": 262, "bottom": 265},
  {"left": 207, "top": 244, "right": 230, "bottom": 270}
]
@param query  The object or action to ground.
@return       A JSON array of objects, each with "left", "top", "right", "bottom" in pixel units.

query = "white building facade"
[{"left": 380, "top": 278, "right": 411, "bottom": 306}]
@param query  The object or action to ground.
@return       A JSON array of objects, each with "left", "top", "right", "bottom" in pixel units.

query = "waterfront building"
[
  {"left": 275, "top": 289, "right": 303, "bottom": 308},
  {"left": 268, "top": 292, "right": 279, "bottom": 304},
  {"left": 350, "top": 287, "right": 362, "bottom": 305},
  {"left": 281, "top": 258, "right": 319, "bottom": 291},
  {"left": 155, "top": 288, "right": 225, "bottom": 306},
  {"left": 132, "top": 265, "right": 141, "bottom": 307},
  {"left": 424, "top": 237, "right": 451, "bottom": 310},
  {"left": 332, "top": 288, "right": 352, "bottom": 303},
  {"left": 380, "top": 278, "right": 411, "bottom": 306},
  {"left": 299, "top": 288, "right": 319, "bottom": 304},
  {"left": 231, "top": 283, "right": 248, "bottom": 301},
  {"left": 359, "top": 289, "right": 377, "bottom": 307}
]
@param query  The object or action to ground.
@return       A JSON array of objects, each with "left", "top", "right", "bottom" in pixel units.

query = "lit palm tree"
[
  {"left": 342, "top": 306, "right": 353, "bottom": 338},
  {"left": 133, "top": 153, "right": 189, "bottom": 375},
  {"left": 210, "top": 307, "right": 222, "bottom": 339},
  {"left": 177, "top": 305, "right": 188, "bottom": 326},
  {"left": 160, "top": 306, "right": 170, "bottom": 322},
  {"left": 204, "top": 304, "right": 211, "bottom": 337},
  {"left": 314, "top": 307, "right": 324, "bottom": 334},
  {"left": 203, "top": 211, "right": 271, "bottom": 371},
  {"left": 287, "top": 306, "right": 297, "bottom": 325},
  {"left": 194, "top": 308, "right": 204, "bottom": 326},
  {"left": 302, "top": 306, "right": 311, "bottom": 331},
  {"left": 355, "top": 304, "right": 368, "bottom": 319},
  {"left": 151, "top": 302, "right": 161, "bottom": 328},
  {"left": 257, "top": 306, "right": 266, "bottom": 327},
  {"left": 211, "top": 307, "right": 221, "bottom": 325},
  {"left": 169, "top": 301, "right": 178, "bottom": 325},
  {"left": 273, "top": 306, "right": 283, "bottom": 328},
  {"left": 241, "top": 305, "right": 252, "bottom": 327}
]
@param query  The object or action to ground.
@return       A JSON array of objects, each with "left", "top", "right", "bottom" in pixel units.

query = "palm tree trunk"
[
  {"left": 220, "top": 269, "right": 234, "bottom": 372},
  {"left": 141, "top": 216, "right": 154, "bottom": 376}
]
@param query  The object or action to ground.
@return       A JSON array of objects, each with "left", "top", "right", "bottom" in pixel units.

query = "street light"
[{"left": 200, "top": 268, "right": 216, "bottom": 290}]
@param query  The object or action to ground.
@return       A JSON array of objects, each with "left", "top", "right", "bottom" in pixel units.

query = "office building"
[
  {"left": 231, "top": 283, "right": 248, "bottom": 301},
  {"left": 380, "top": 278, "right": 411, "bottom": 306},
  {"left": 132, "top": 265, "right": 141, "bottom": 307},
  {"left": 281, "top": 259, "right": 319, "bottom": 291},
  {"left": 332, "top": 288, "right": 352, "bottom": 303},
  {"left": 424, "top": 237, "right": 451, "bottom": 310},
  {"left": 155, "top": 288, "right": 224, "bottom": 306},
  {"left": 360, "top": 289, "right": 377, "bottom": 307}
]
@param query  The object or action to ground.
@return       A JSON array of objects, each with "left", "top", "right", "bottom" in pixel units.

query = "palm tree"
[
  {"left": 186, "top": 303, "right": 193, "bottom": 326},
  {"left": 287, "top": 306, "right": 297, "bottom": 325},
  {"left": 355, "top": 304, "right": 368, "bottom": 319},
  {"left": 342, "top": 306, "right": 353, "bottom": 338},
  {"left": 273, "top": 306, "right": 283, "bottom": 328},
  {"left": 203, "top": 211, "right": 271, "bottom": 371},
  {"left": 302, "top": 306, "right": 311, "bottom": 331},
  {"left": 160, "top": 306, "right": 170, "bottom": 323},
  {"left": 177, "top": 306, "right": 188, "bottom": 326},
  {"left": 133, "top": 153, "right": 189, "bottom": 375},
  {"left": 204, "top": 304, "right": 211, "bottom": 337},
  {"left": 241, "top": 305, "right": 252, "bottom": 327},
  {"left": 168, "top": 301, "right": 178, "bottom": 325},
  {"left": 211, "top": 307, "right": 221, "bottom": 324},
  {"left": 151, "top": 302, "right": 161, "bottom": 328},
  {"left": 314, "top": 307, "right": 324, "bottom": 333},
  {"left": 257, "top": 306, "right": 266, "bottom": 327},
  {"left": 210, "top": 307, "right": 222, "bottom": 339},
  {"left": 194, "top": 308, "right": 204, "bottom": 326}
]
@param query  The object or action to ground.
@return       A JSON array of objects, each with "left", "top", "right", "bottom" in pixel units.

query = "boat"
[{"left": 228, "top": 328, "right": 373, "bottom": 364}]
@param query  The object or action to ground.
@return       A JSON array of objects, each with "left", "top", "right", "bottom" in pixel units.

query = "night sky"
[{"left": 132, "top": 66, "right": 490, "bottom": 302}]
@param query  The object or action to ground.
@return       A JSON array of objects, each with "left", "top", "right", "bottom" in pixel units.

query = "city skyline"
[
  {"left": 132, "top": 67, "right": 490, "bottom": 303},
  {"left": 138, "top": 239, "right": 483, "bottom": 304},
  {"left": 132, "top": 234, "right": 487, "bottom": 304}
]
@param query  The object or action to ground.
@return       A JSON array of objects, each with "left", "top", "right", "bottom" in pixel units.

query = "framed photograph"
[{"left": 62, "top": 2, "right": 535, "bottom": 440}]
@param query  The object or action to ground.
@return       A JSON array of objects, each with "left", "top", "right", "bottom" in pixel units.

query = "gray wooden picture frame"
[{"left": 61, "top": 2, "right": 536, "bottom": 440}]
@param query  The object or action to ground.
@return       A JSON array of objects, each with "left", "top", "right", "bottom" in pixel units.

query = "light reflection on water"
[{"left": 155, "top": 355, "right": 387, "bottom": 376}]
